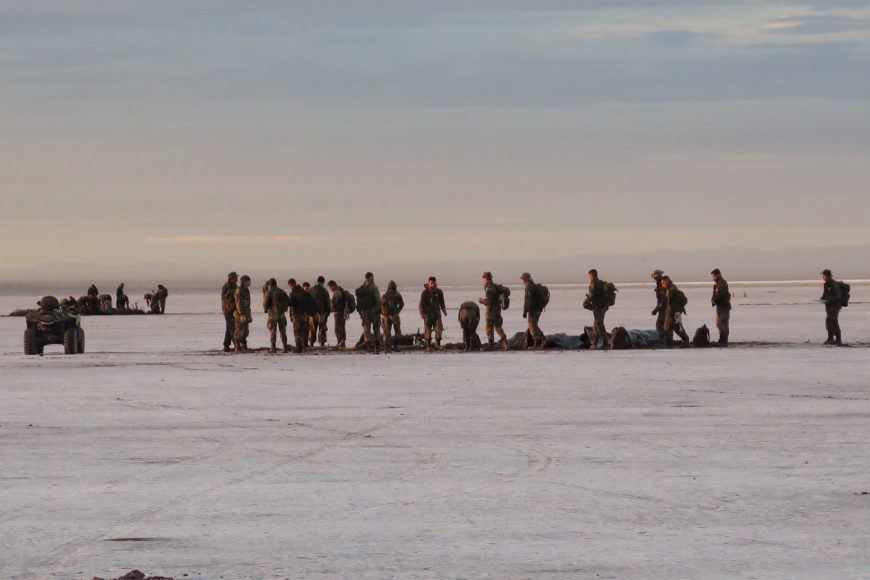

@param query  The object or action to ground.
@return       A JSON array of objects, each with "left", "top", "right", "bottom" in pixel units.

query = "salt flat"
[{"left": 1, "top": 284, "right": 869, "bottom": 579}]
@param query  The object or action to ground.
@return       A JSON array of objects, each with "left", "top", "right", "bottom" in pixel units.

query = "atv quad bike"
[{"left": 24, "top": 296, "right": 86, "bottom": 355}]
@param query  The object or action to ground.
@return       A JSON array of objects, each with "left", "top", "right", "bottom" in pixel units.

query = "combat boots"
[
  {"left": 269, "top": 340, "right": 277, "bottom": 354},
  {"left": 500, "top": 338, "right": 509, "bottom": 351}
]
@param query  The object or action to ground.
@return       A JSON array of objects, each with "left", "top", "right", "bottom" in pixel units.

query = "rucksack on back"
[
  {"left": 355, "top": 286, "right": 373, "bottom": 311},
  {"left": 536, "top": 283, "right": 550, "bottom": 310},
  {"left": 274, "top": 287, "right": 291, "bottom": 312},
  {"left": 692, "top": 324, "right": 711, "bottom": 347},
  {"left": 345, "top": 290, "right": 357, "bottom": 314},
  {"left": 498, "top": 284, "right": 511, "bottom": 310},
  {"left": 671, "top": 288, "right": 688, "bottom": 310},
  {"left": 838, "top": 281, "right": 851, "bottom": 307},
  {"left": 603, "top": 281, "right": 618, "bottom": 307}
]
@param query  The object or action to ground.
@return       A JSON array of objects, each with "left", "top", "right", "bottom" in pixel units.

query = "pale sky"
[{"left": 2, "top": 0, "right": 869, "bottom": 274}]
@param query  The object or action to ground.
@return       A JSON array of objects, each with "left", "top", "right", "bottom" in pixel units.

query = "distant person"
[
  {"left": 419, "top": 276, "right": 447, "bottom": 351},
  {"left": 355, "top": 272, "right": 381, "bottom": 353},
  {"left": 153, "top": 284, "right": 168, "bottom": 314},
  {"left": 521, "top": 272, "right": 549, "bottom": 349},
  {"left": 458, "top": 301, "right": 482, "bottom": 352},
  {"left": 380, "top": 280, "right": 404, "bottom": 353},
  {"left": 821, "top": 269, "right": 849, "bottom": 346},
  {"left": 478, "top": 272, "right": 509, "bottom": 351},
  {"left": 711, "top": 269, "right": 732, "bottom": 346},
  {"left": 661, "top": 276, "right": 690, "bottom": 347},
  {"left": 327, "top": 280, "right": 351, "bottom": 350},
  {"left": 116, "top": 283, "right": 129, "bottom": 311},
  {"left": 221, "top": 272, "right": 239, "bottom": 352},
  {"left": 263, "top": 278, "right": 290, "bottom": 353},
  {"left": 87, "top": 284, "right": 99, "bottom": 298},
  {"left": 584, "top": 269, "right": 616, "bottom": 350},
  {"left": 650, "top": 270, "right": 666, "bottom": 338},
  {"left": 233, "top": 275, "right": 252, "bottom": 353},
  {"left": 287, "top": 279, "right": 310, "bottom": 353},
  {"left": 309, "top": 276, "right": 332, "bottom": 348}
]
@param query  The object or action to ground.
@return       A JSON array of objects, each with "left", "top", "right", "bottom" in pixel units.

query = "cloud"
[{"left": 146, "top": 235, "right": 308, "bottom": 243}]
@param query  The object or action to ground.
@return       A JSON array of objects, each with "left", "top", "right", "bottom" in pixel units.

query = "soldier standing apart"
[
  {"left": 221, "top": 272, "right": 238, "bottom": 352},
  {"left": 356, "top": 272, "right": 381, "bottom": 353},
  {"left": 661, "top": 276, "right": 690, "bottom": 347},
  {"left": 584, "top": 269, "right": 613, "bottom": 350},
  {"left": 154, "top": 284, "right": 169, "bottom": 314},
  {"left": 328, "top": 280, "right": 350, "bottom": 349},
  {"left": 116, "top": 283, "right": 129, "bottom": 311},
  {"left": 233, "top": 275, "right": 252, "bottom": 353},
  {"left": 478, "top": 272, "right": 510, "bottom": 351},
  {"left": 821, "top": 269, "right": 847, "bottom": 346},
  {"left": 263, "top": 278, "right": 290, "bottom": 353},
  {"left": 380, "top": 281, "right": 404, "bottom": 353},
  {"left": 521, "top": 272, "right": 549, "bottom": 349},
  {"left": 710, "top": 268, "right": 732, "bottom": 346},
  {"left": 650, "top": 270, "right": 666, "bottom": 338},
  {"left": 309, "top": 276, "right": 331, "bottom": 348},
  {"left": 419, "top": 276, "right": 447, "bottom": 351},
  {"left": 287, "top": 279, "right": 310, "bottom": 353},
  {"left": 458, "top": 301, "right": 482, "bottom": 352}
]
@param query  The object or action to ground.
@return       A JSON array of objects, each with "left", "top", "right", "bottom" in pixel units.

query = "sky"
[{"left": 1, "top": 0, "right": 869, "bottom": 281}]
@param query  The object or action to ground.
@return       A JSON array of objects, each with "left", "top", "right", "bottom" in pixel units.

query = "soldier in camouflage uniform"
[
  {"left": 287, "top": 279, "right": 310, "bottom": 353},
  {"left": 116, "top": 283, "right": 129, "bottom": 311},
  {"left": 661, "top": 276, "right": 690, "bottom": 347},
  {"left": 263, "top": 278, "right": 290, "bottom": 353},
  {"left": 419, "top": 276, "right": 447, "bottom": 351},
  {"left": 327, "top": 280, "right": 349, "bottom": 349},
  {"left": 711, "top": 268, "right": 731, "bottom": 346},
  {"left": 584, "top": 269, "right": 609, "bottom": 350},
  {"left": 356, "top": 272, "right": 381, "bottom": 353},
  {"left": 458, "top": 301, "right": 482, "bottom": 352},
  {"left": 380, "top": 280, "right": 404, "bottom": 353},
  {"left": 233, "top": 275, "right": 252, "bottom": 353},
  {"left": 821, "top": 269, "right": 844, "bottom": 346},
  {"left": 308, "top": 276, "right": 331, "bottom": 348},
  {"left": 521, "top": 272, "right": 547, "bottom": 349},
  {"left": 478, "top": 272, "right": 509, "bottom": 351},
  {"left": 650, "top": 270, "right": 666, "bottom": 339},
  {"left": 154, "top": 284, "right": 169, "bottom": 314},
  {"left": 221, "top": 272, "right": 239, "bottom": 352}
]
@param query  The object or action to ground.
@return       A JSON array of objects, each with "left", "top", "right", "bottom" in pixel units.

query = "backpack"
[
  {"left": 355, "top": 285, "right": 373, "bottom": 311},
  {"left": 535, "top": 283, "right": 550, "bottom": 310},
  {"left": 838, "top": 281, "right": 851, "bottom": 307},
  {"left": 274, "top": 287, "right": 291, "bottom": 312},
  {"left": 670, "top": 288, "right": 688, "bottom": 310},
  {"left": 498, "top": 284, "right": 511, "bottom": 310},
  {"left": 603, "top": 281, "right": 618, "bottom": 307},
  {"left": 609, "top": 326, "right": 632, "bottom": 350},
  {"left": 692, "top": 324, "right": 711, "bottom": 347},
  {"left": 345, "top": 290, "right": 357, "bottom": 314},
  {"left": 304, "top": 292, "right": 318, "bottom": 316}
]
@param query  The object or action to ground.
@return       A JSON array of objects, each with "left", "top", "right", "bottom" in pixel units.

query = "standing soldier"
[
  {"left": 287, "top": 279, "right": 310, "bottom": 353},
  {"left": 478, "top": 272, "right": 509, "bottom": 351},
  {"left": 263, "top": 278, "right": 290, "bottom": 353},
  {"left": 458, "top": 301, "right": 482, "bottom": 352},
  {"left": 661, "top": 276, "right": 690, "bottom": 347},
  {"left": 221, "top": 272, "right": 238, "bottom": 352},
  {"left": 380, "top": 280, "right": 404, "bottom": 353},
  {"left": 419, "top": 276, "right": 447, "bottom": 351},
  {"left": 327, "top": 280, "right": 350, "bottom": 349},
  {"left": 355, "top": 272, "right": 381, "bottom": 353},
  {"left": 584, "top": 269, "right": 615, "bottom": 350},
  {"left": 154, "top": 284, "right": 169, "bottom": 314},
  {"left": 711, "top": 268, "right": 732, "bottom": 346},
  {"left": 821, "top": 269, "right": 848, "bottom": 346},
  {"left": 521, "top": 272, "right": 549, "bottom": 349},
  {"left": 309, "top": 276, "right": 331, "bottom": 348},
  {"left": 233, "top": 275, "right": 252, "bottom": 353},
  {"left": 302, "top": 282, "right": 316, "bottom": 347},
  {"left": 116, "top": 283, "right": 129, "bottom": 311},
  {"left": 650, "top": 270, "right": 666, "bottom": 338}
]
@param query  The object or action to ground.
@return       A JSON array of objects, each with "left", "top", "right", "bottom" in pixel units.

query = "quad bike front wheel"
[
  {"left": 63, "top": 327, "right": 79, "bottom": 355},
  {"left": 24, "top": 328, "right": 41, "bottom": 355}
]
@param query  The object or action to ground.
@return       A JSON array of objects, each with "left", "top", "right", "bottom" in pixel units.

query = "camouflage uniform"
[
  {"left": 822, "top": 278, "right": 843, "bottom": 345},
  {"left": 288, "top": 286, "right": 311, "bottom": 353},
  {"left": 330, "top": 285, "right": 349, "bottom": 349},
  {"left": 458, "top": 301, "right": 481, "bottom": 351},
  {"left": 585, "top": 278, "right": 609, "bottom": 349},
  {"left": 308, "top": 282, "right": 331, "bottom": 347},
  {"left": 116, "top": 284, "right": 129, "bottom": 310},
  {"left": 357, "top": 280, "right": 381, "bottom": 352},
  {"left": 482, "top": 280, "right": 508, "bottom": 349},
  {"left": 221, "top": 280, "right": 238, "bottom": 350},
  {"left": 652, "top": 279, "right": 666, "bottom": 338},
  {"left": 712, "top": 278, "right": 732, "bottom": 345},
  {"left": 154, "top": 285, "right": 168, "bottom": 314},
  {"left": 522, "top": 276, "right": 545, "bottom": 348},
  {"left": 380, "top": 287, "right": 404, "bottom": 352},
  {"left": 263, "top": 286, "right": 289, "bottom": 352},
  {"left": 419, "top": 286, "right": 447, "bottom": 350},
  {"left": 233, "top": 286, "right": 252, "bottom": 351},
  {"left": 664, "top": 283, "right": 690, "bottom": 346}
]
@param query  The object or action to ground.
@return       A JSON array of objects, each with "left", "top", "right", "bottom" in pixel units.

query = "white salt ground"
[{"left": 1, "top": 283, "right": 868, "bottom": 578}]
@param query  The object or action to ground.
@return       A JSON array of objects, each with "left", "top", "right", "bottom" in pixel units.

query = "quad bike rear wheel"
[
  {"left": 63, "top": 327, "right": 78, "bottom": 355},
  {"left": 76, "top": 328, "right": 86, "bottom": 354},
  {"left": 24, "top": 328, "right": 41, "bottom": 355}
]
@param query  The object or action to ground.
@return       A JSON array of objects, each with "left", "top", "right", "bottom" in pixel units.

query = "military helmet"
[{"left": 650, "top": 269, "right": 664, "bottom": 279}]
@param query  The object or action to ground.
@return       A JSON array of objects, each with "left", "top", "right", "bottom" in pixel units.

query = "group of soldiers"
[{"left": 218, "top": 267, "right": 852, "bottom": 353}]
